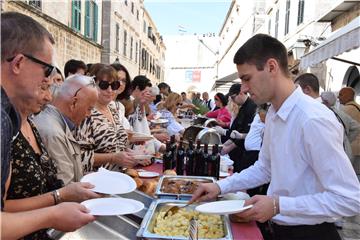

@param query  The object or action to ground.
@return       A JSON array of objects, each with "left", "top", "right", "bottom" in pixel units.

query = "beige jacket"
[
  {"left": 342, "top": 101, "right": 360, "bottom": 156},
  {"left": 33, "top": 105, "right": 83, "bottom": 185}
]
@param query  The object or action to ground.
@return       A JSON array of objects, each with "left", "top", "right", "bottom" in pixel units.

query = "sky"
[{"left": 144, "top": 0, "right": 232, "bottom": 36}]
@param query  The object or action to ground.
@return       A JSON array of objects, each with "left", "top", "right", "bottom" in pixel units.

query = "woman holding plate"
[{"left": 75, "top": 64, "right": 151, "bottom": 173}]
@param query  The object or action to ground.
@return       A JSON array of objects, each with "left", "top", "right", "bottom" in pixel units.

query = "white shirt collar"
[{"left": 269, "top": 87, "right": 302, "bottom": 122}]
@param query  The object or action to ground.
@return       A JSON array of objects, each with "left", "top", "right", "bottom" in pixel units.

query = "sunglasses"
[
  {"left": 7, "top": 54, "right": 56, "bottom": 78},
  {"left": 98, "top": 80, "right": 121, "bottom": 91}
]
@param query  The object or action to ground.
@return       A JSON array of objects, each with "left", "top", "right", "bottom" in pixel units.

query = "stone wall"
[
  {"left": 332, "top": 3, "right": 360, "bottom": 31},
  {"left": 2, "top": 1, "right": 102, "bottom": 73}
]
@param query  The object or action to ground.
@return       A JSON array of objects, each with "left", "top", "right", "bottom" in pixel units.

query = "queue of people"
[{"left": 1, "top": 12, "right": 360, "bottom": 240}]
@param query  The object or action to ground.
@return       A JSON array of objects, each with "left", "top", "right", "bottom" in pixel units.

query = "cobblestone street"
[{"left": 339, "top": 215, "right": 360, "bottom": 240}]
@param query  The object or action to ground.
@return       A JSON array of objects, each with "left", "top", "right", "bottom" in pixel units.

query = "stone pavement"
[{"left": 338, "top": 214, "right": 360, "bottom": 239}]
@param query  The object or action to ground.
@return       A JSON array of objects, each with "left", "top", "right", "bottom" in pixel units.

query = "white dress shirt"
[
  {"left": 244, "top": 114, "right": 265, "bottom": 151},
  {"left": 217, "top": 87, "right": 360, "bottom": 225}
]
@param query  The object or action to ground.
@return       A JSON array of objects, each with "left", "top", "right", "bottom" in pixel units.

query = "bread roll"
[
  {"left": 163, "top": 169, "right": 177, "bottom": 176},
  {"left": 134, "top": 177, "right": 143, "bottom": 188},
  {"left": 125, "top": 168, "right": 139, "bottom": 178},
  {"left": 139, "top": 180, "right": 158, "bottom": 196}
]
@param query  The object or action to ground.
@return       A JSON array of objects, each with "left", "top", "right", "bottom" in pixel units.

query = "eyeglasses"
[
  {"left": 176, "top": 102, "right": 183, "bottom": 107},
  {"left": 7, "top": 54, "right": 57, "bottom": 78},
  {"left": 98, "top": 80, "right": 121, "bottom": 91},
  {"left": 74, "top": 78, "right": 96, "bottom": 97}
]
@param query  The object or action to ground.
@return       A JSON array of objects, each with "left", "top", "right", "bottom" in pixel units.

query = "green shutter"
[
  {"left": 72, "top": 0, "right": 81, "bottom": 31},
  {"left": 85, "top": 0, "right": 90, "bottom": 37},
  {"left": 93, "top": 2, "right": 98, "bottom": 41}
]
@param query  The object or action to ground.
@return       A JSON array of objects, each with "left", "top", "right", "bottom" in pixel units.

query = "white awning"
[{"left": 299, "top": 16, "right": 360, "bottom": 69}]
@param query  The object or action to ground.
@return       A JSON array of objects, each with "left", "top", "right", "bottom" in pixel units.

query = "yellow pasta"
[{"left": 153, "top": 208, "right": 225, "bottom": 238}]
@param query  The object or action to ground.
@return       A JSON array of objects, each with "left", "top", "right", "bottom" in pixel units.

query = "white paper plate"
[
  {"left": 82, "top": 198, "right": 144, "bottom": 216},
  {"left": 219, "top": 171, "right": 230, "bottom": 177},
  {"left": 195, "top": 200, "right": 253, "bottom": 215},
  {"left": 81, "top": 169, "right": 136, "bottom": 194},
  {"left": 150, "top": 119, "right": 168, "bottom": 124},
  {"left": 138, "top": 171, "right": 159, "bottom": 178}
]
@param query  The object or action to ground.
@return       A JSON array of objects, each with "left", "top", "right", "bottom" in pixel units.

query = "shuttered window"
[
  {"left": 85, "top": 0, "right": 98, "bottom": 41},
  {"left": 72, "top": 0, "right": 81, "bottom": 31}
]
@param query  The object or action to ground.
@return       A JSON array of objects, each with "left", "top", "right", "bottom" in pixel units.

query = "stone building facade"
[
  {"left": 101, "top": 0, "right": 166, "bottom": 85},
  {"left": 2, "top": 0, "right": 103, "bottom": 74}
]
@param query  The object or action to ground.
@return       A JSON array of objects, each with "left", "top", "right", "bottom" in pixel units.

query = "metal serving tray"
[
  {"left": 137, "top": 199, "right": 233, "bottom": 240},
  {"left": 155, "top": 175, "right": 216, "bottom": 200}
]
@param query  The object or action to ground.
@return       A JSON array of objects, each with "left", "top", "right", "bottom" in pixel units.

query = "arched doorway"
[{"left": 343, "top": 66, "right": 360, "bottom": 95}]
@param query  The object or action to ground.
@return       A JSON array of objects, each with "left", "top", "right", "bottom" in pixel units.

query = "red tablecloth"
[{"left": 138, "top": 163, "right": 264, "bottom": 240}]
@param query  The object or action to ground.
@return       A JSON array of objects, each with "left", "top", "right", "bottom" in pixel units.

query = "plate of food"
[
  {"left": 81, "top": 168, "right": 136, "bottom": 194},
  {"left": 81, "top": 198, "right": 144, "bottom": 216},
  {"left": 195, "top": 200, "right": 253, "bottom": 215}
]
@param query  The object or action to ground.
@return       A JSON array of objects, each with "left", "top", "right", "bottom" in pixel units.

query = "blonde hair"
[
  {"left": 157, "top": 92, "right": 182, "bottom": 114},
  {"left": 226, "top": 97, "right": 239, "bottom": 118}
]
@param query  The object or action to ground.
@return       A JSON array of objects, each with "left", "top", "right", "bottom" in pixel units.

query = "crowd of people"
[{"left": 1, "top": 12, "right": 360, "bottom": 240}]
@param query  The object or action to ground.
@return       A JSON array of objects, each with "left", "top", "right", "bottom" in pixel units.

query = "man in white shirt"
[
  {"left": 191, "top": 34, "right": 360, "bottom": 240},
  {"left": 202, "top": 92, "right": 215, "bottom": 110}
]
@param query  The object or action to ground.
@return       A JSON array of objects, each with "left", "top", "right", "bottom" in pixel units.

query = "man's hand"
[
  {"left": 230, "top": 130, "right": 246, "bottom": 139},
  {"left": 59, "top": 182, "right": 101, "bottom": 203},
  {"left": 153, "top": 132, "right": 170, "bottom": 142},
  {"left": 232, "top": 195, "right": 277, "bottom": 223},
  {"left": 189, "top": 183, "right": 221, "bottom": 204},
  {"left": 221, "top": 141, "right": 237, "bottom": 155},
  {"left": 214, "top": 126, "right": 226, "bottom": 136},
  {"left": 112, "top": 151, "right": 137, "bottom": 168},
  {"left": 51, "top": 202, "right": 95, "bottom": 232}
]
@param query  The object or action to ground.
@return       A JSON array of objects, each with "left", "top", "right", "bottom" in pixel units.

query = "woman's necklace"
[{"left": 21, "top": 121, "right": 32, "bottom": 142}]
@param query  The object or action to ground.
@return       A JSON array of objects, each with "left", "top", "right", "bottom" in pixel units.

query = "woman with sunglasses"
[
  {"left": 75, "top": 64, "right": 148, "bottom": 173},
  {"left": 205, "top": 92, "right": 231, "bottom": 128},
  {"left": 157, "top": 92, "right": 185, "bottom": 137}
]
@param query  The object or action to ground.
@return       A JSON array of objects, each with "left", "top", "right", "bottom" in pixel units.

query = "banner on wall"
[{"left": 184, "top": 70, "right": 201, "bottom": 82}]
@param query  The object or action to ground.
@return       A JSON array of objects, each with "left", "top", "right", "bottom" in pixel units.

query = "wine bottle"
[
  {"left": 163, "top": 141, "right": 173, "bottom": 172},
  {"left": 202, "top": 143, "right": 209, "bottom": 176},
  {"left": 176, "top": 138, "right": 185, "bottom": 175},
  {"left": 170, "top": 135, "right": 177, "bottom": 168},
  {"left": 185, "top": 140, "right": 194, "bottom": 176},
  {"left": 208, "top": 144, "right": 220, "bottom": 179},
  {"left": 194, "top": 140, "right": 204, "bottom": 176}
]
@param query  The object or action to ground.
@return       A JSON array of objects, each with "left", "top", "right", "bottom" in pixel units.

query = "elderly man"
[
  {"left": 34, "top": 75, "right": 98, "bottom": 184},
  {"left": 1, "top": 12, "right": 94, "bottom": 239},
  {"left": 192, "top": 34, "right": 360, "bottom": 240},
  {"left": 321, "top": 91, "right": 360, "bottom": 162},
  {"left": 338, "top": 87, "right": 360, "bottom": 174},
  {"left": 202, "top": 92, "right": 215, "bottom": 110}
]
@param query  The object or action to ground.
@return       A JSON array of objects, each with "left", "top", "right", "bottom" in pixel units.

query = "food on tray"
[
  {"left": 154, "top": 208, "right": 224, "bottom": 238},
  {"left": 134, "top": 177, "right": 143, "bottom": 188},
  {"left": 163, "top": 169, "right": 177, "bottom": 176},
  {"left": 139, "top": 180, "right": 157, "bottom": 196},
  {"left": 125, "top": 168, "right": 139, "bottom": 178},
  {"left": 161, "top": 179, "right": 210, "bottom": 194}
]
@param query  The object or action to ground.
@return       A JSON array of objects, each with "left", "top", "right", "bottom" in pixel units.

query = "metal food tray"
[
  {"left": 155, "top": 175, "right": 216, "bottom": 200},
  {"left": 137, "top": 199, "right": 233, "bottom": 240}
]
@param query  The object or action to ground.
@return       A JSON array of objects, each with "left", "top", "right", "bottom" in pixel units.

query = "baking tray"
[
  {"left": 137, "top": 199, "right": 233, "bottom": 240},
  {"left": 155, "top": 175, "right": 216, "bottom": 200}
]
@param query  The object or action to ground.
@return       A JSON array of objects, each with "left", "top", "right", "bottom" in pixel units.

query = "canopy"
[{"left": 299, "top": 16, "right": 360, "bottom": 69}]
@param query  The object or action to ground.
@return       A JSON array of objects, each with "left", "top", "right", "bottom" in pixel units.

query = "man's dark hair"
[
  {"left": 1, "top": 12, "right": 55, "bottom": 62},
  {"left": 154, "top": 94, "right": 162, "bottom": 105},
  {"left": 131, "top": 75, "right": 152, "bottom": 91},
  {"left": 111, "top": 62, "right": 132, "bottom": 100},
  {"left": 233, "top": 34, "right": 290, "bottom": 77},
  {"left": 158, "top": 82, "right": 171, "bottom": 92},
  {"left": 181, "top": 92, "right": 186, "bottom": 95},
  {"left": 64, "top": 59, "right": 87, "bottom": 77},
  {"left": 294, "top": 73, "right": 319, "bottom": 93}
]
